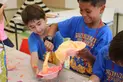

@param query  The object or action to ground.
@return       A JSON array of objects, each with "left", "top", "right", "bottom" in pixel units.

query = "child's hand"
[
  {"left": 44, "top": 40, "right": 54, "bottom": 51},
  {"left": 77, "top": 48, "right": 92, "bottom": 59},
  {"left": 35, "top": 68, "right": 41, "bottom": 78},
  {"left": 36, "top": 68, "right": 39, "bottom": 75},
  {"left": 0, "top": 4, "right": 6, "bottom": 23},
  {"left": 66, "top": 48, "right": 79, "bottom": 56},
  {"left": 32, "top": 66, "right": 40, "bottom": 78},
  {"left": 0, "top": 4, "right": 6, "bottom": 14}
]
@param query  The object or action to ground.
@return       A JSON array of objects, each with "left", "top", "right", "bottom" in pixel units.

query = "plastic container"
[
  {"left": 37, "top": 65, "right": 62, "bottom": 80},
  {"left": 63, "top": 56, "right": 70, "bottom": 69}
]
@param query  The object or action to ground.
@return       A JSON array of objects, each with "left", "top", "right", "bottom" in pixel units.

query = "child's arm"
[
  {"left": 78, "top": 48, "right": 96, "bottom": 65},
  {"left": 0, "top": 4, "right": 6, "bottom": 22},
  {"left": 44, "top": 23, "right": 59, "bottom": 51},
  {"left": 30, "top": 52, "right": 39, "bottom": 76},
  {"left": 48, "top": 23, "right": 59, "bottom": 37}
]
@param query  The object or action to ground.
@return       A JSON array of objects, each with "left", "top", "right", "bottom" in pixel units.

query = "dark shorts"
[{"left": 0, "top": 38, "right": 14, "bottom": 47}]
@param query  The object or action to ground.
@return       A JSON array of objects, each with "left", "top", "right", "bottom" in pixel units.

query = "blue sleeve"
[
  {"left": 93, "top": 47, "right": 107, "bottom": 79},
  {"left": 53, "top": 31, "right": 63, "bottom": 51},
  {"left": 58, "top": 17, "right": 76, "bottom": 38},
  {"left": 91, "top": 27, "right": 112, "bottom": 56},
  {"left": 28, "top": 34, "right": 38, "bottom": 53}
]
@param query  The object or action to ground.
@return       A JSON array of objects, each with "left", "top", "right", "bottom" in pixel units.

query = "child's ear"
[{"left": 100, "top": 5, "right": 105, "bottom": 14}]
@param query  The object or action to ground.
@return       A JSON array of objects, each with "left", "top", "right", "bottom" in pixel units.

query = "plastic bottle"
[{"left": 63, "top": 38, "right": 70, "bottom": 69}]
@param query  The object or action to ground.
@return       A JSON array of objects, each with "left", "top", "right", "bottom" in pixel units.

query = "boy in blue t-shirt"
[
  {"left": 89, "top": 30, "right": 123, "bottom": 82},
  {"left": 21, "top": 4, "right": 63, "bottom": 76},
  {"left": 44, "top": 0, "right": 112, "bottom": 74}
]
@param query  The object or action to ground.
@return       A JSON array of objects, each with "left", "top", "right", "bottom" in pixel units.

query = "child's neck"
[
  {"left": 40, "top": 25, "right": 49, "bottom": 39},
  {"left": 86, "top": 19, "right": 104, "bottom": 29}
]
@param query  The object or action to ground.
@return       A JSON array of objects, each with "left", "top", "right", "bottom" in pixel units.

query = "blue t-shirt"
[
  {"left": 58, "top": 16, "right": 113, "bottom": 74},
  {"left": 28, "top": 31, "right": 63, "bottom": 60},
  {"left": 93, "top": 45, "right": 123, "bottom": 82}
]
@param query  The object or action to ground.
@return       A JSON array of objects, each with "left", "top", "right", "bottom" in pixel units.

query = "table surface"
[{"left": 5, "top": 46, "right": 89, "bottom": 82}]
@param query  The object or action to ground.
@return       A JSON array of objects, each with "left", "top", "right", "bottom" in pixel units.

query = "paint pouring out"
[
  {"left": 37, "top": 65, "right": 62, "bottom": 79},
  {"left": 37, "top": 41, "right": 86, "bottom": 79},
  {"left": 37, "top": 52, "right": 62, "bottom": 79}
]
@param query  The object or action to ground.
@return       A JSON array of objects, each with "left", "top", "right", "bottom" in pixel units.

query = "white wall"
[
  {"left": 106, "top": 0, "right": 123, "bottom": 35},
  {"left": 118, "top": 15, "right": 123, "bottom": 32},
  {"left": 65, "top": 0, "right": 78, "bottom": 9},
  {"left": 43, "top": 0, "right": 78, "bottom": 9},
  {"left": 106, "top": 0, "right": 123, "bottom": 9},
  {"left": 5, "top": 0, "right": 17, "bottom": 9}
]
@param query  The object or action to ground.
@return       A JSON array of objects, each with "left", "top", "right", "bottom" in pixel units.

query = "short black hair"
[
  {"left": 109, "top": 31, "right": 123, "bottom": 63},
  {"left": 0, "top": 3, "right": 3, "bottom": 8},
  {"left": 21, "top": 4, "right": 45, "bottom": 25},
  {"left": 77, "top": 0, "right": 106, "bottom": 7}
]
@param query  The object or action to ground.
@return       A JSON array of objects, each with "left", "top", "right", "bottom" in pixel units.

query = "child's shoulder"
[
  {"left": 29, "top": 32, "right": 36, "bottom": 37},
  {"left": 29, "top": 32, "right": 40, "bottom": 40},
  {"left": 65, "top": 16, "right": 84, "bottom": 26},
  {"left": 54, "top": 31, "right": 63, "bottom": 41},
  {"left": 98, "top": 45, "right": 110, "bottom": 58},
  {"left": 70, "top": 16, "right": 84, "bottom": 21},
  {"left": 55, "top": 31, "right": 62, "bottom": 36},
  {"left": 73, "top": 16, "right": 83, "bottom": 19},
  {"left": 99, "top": 24, "right": 112, "bottom": 34},
  {"left": 100, "top": 45, "right": 109, "bottom": 54},
  {"left": 100, "top": 24, "right": 109, "bottom": 29}
]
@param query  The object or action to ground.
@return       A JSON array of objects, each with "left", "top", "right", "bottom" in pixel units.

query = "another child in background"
[
  {"left": 21, "top": 4, "right": 63, "bottom": 76},
  {"left": 0, "top": 3, "right": 14, "bottom": 47},
  {"left": 89, "top": 30, "right": 123, "bottom": 82},
  {"left": 45, "top": 0, "right": 112, "bottom": 74}
]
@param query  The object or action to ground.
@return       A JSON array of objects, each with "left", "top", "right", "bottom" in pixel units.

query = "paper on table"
[{"left": 46, "top": 13, "right": 59, "bottom": 18}]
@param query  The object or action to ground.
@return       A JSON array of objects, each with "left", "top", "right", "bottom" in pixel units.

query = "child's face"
[
  {"left": 79, "top": 2, "right": 105, "bottom": 24},
  {"left": 27, "top": 18, "right": 47, "bottom": 36}
]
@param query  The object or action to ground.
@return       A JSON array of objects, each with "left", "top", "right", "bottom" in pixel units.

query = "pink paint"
[
  {"left": 7, "top": 65, "right": 16, "bottom": 71},
  {"left": 37, "top": 65, "right": 62, "bottom": 79},
  {"left": 7, "top": 77, "right": 12, "bottom": 80}
]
